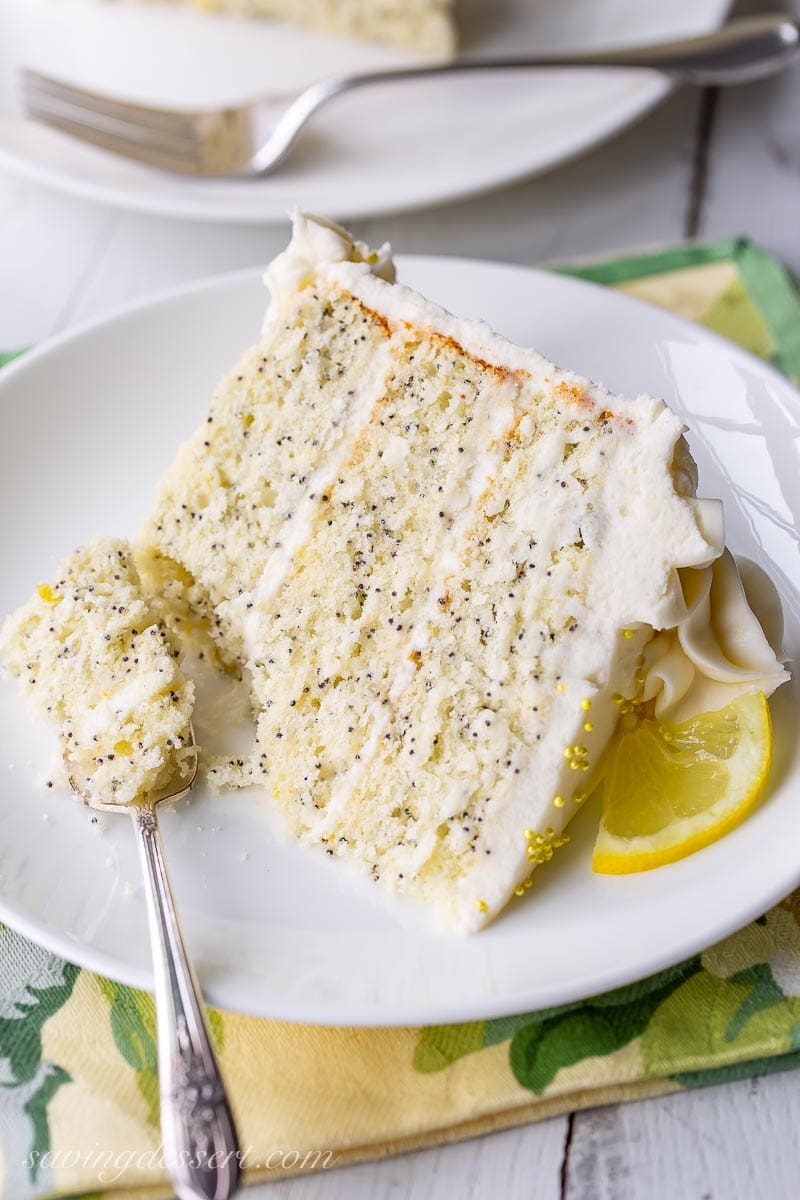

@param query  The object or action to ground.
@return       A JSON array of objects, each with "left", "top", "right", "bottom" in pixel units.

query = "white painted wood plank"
[
  {"left": 243, "top": 1115, "right": 568, "bottom": 1200},
  {"left": 700, "top": 0, "right": 800, "bottom": 274},
  {"left": 565, "top": 1069, "right": 800, "bottom": 1200}
]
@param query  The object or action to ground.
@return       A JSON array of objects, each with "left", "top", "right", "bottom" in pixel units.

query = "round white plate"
[
  {"left": 0, "top": 0, "right": 730, "bottom": 223},
  {"left": 0, "top": 255, "right": 798, "bottom": 1025}
]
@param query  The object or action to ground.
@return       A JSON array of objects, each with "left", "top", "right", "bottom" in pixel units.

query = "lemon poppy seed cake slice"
[
  {"left": 0, "top": 538, "right": 195, "bottom": 806},
  {"left": 142, "top": 214, "right": 722, "bottom": 931}
]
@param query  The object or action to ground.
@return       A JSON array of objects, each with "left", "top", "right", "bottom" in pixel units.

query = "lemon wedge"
[{"left": 593, "top": 691, "right": 772, "bottom": 874}]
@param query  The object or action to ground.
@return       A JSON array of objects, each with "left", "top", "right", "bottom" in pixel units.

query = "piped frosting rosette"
[{"left": 641, "top": 441, "right": 789, "bottom": 723}]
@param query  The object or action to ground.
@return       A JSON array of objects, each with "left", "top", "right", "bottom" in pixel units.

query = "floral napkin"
[{"left": 1, "top": 237, "right": 799, "bottom": 1199}]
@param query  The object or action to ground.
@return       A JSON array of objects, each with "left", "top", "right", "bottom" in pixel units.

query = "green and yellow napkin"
[{"left": 1, "top": 238, "right": 799, "bottom": 1199}]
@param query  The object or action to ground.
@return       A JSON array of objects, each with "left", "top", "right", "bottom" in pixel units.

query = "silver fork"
[
  {"left": 65, "top": 731, "right": 241, "bottom": 1200},
  {"left": 20, "top": 13, "right": 800, "bottom": 178}
]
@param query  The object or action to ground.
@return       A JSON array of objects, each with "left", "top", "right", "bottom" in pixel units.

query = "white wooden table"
[{"left": 2, "top": 0, "right": 799, "bottom": 1193}]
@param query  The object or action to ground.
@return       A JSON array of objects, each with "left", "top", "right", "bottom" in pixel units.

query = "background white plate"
[
  {"left": 1, "top": 0, "right": 730, "bottom": 223},
  {"left": 0, "top": 255, "right": 798, "bottom": 1026}
]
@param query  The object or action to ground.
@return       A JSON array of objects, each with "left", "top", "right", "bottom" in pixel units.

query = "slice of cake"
[
  {"left": 138, "top": 213, "right": 790, "bottom": 933},
  {"left": 0, "top": 538, "right": 195, "bottom": 806},
  {"left": 150, "top": 0, "right": 456, "bottom": 55}
]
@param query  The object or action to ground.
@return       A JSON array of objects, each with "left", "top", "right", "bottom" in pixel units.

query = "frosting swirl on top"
[{"left": 264, "top": 211, "right": 394, "bottom": 313}]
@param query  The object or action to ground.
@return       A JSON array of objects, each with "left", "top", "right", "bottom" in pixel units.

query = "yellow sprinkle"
[
  {"left": 569, "top": 761, "right": 581, "bottom": 770},
  {"left": 514, "top": 885, "right": 525, "bottom": 897},
  {"left": 574, "top": 745, "right": 588, "bottom": 757},
  {"left": 524, "top": 828, "right": 535, "bottom": 841},
  {"left": 556, "top": 682, "right": 566, "bottom": 693},
  {"left": 580, "top": 762, "right": 591, "bottom": 772},
  {"left": 524, "top": 877, "right": 534, "bottom": 890},
  {"left": 622, "top": 629, "right": 634, "bottom": 639},
  {"left": 553, "top": 795, "right": 565, "bottom": 808},
  {"left": 476, "top": 898, "right": 488, "bottom": 913},
  {"left": 573, "top": 791, "right": 587, "bottom": 805},
  {"left": 114, "top": 740, "right": 133, "bottom": 757},
  {"left": 563, "top": 746, "right": 574, "bottom": 759},
  {"left": 583, "top": 721, "right": 594, "bottom": 732},
  {"left": 545, "top": 827, "right": 554, "bottom": 838},
  {"left": 611, "top": 692, "right": 624, "bottom": 705},
  {"left": 535, "top": 834, "right": 545, "bottom": 846},
  {"left": 36, "top": 583, "right": 62, "bottom": 605},
  {"left": 580, "top": 698, "right": 592, "bottom": 711}
]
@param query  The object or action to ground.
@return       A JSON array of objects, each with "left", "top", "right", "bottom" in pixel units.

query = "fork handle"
[
  {"left": 132, "top": 805, "right": 241, "bottom": 1200},
  {"left": 348, "top": 14, "right": 800, "bottom": 87}
]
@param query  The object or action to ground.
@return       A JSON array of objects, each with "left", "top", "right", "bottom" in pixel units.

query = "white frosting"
[
  {"left": 638, "top": 432, "right": 788, "bottom": 723},
  {"left": 263, "top": 211, "right": 394, "bottom": 316},
  {"left": 77, "top": 669, "right": 166, "bottom": 741},
  {"left": 643, "top": 548, "right": 789, "bottom": 722}
]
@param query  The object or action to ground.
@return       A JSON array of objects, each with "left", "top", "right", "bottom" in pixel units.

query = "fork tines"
[{"left": 20, "top": 68, "right": 208, "bottom": 171}]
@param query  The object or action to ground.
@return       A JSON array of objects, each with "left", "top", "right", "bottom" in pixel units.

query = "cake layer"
[{"left": 0, "top": 539, "right": 194, "bottom": 806}]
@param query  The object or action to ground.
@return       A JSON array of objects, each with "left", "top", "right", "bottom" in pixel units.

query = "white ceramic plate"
[
  {"left": 0, "top": 255, "right": 798, "bottom": 1025},
  {"left": 0, "top": 0, "right": 731, "bottom": 223}
]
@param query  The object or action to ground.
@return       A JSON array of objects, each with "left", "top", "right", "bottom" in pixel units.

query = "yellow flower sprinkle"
[
  {"left": 553, "top": 795, "right": 565, "bottom": 808},
  {"left": 563, "top": 746, "right": 574, "bottom": 759},
  {"left": 514, "top": 885, "right": 525, "bottom": 897},
  {"left": 622, "top": 629, "right": 634, "bottom": 639},
  {"left": 573, "top": 791, "right": 587, "bottom": 805},
  {"left": 581, "top": 698, "right": 592, "bottom": 711},
  {"left": 574, "top": 745, "right": 588, "bottom": 757},
  {"left": 524, "top": 828, "right": 535, "bottom": 841},
  {"left": 476, "top": 898, "right": 488, "bottom": 913},
  {"left": 36, "top": 583, "right": 62, "bottom": 605}
]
